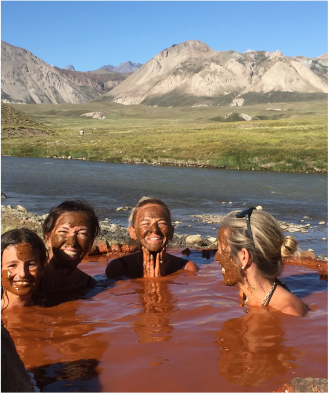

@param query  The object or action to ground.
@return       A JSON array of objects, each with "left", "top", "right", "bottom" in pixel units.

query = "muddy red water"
[{"left": 2, "top": 250, "right": 327, "bottom": 392}]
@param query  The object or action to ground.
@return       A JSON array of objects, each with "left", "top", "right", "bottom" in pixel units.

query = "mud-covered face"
[
  {"left": 129, "top": 204, "right": 174, "bottom": 252},
  {"left": 215, "top": 228, "right": 241, "bottom": 286},
  {"left": 46, "top": 212, "right": 93, "bottom": 269},
  {"left": 1, "top": 243, "right": 43, "bottom": 296}
]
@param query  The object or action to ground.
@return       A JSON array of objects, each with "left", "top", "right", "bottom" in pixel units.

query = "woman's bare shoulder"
[
  {"left": 273, "top": 286, "right": 308, "bottom": 317},
  {"left": 167, "top": 254, "right": 199, "bottom": 272}
]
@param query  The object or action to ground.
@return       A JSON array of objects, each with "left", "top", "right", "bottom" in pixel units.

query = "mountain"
[
  {"left": 318, "top": 53, "right": 328, "bottom": 61},
  {"left": 96, "top": 61, "right": 143, "bottom": 73},
  {"left": 2, "top": 40, "right": 327, "bottom": 106},
  {"left": 1, "top": 41, "right": 89, "bottom": 104},
  {"left": 108, "top": 40, "right": 328, "bottom": 106},
  {"left": 98, "top": 64, "right": 115, "bottom": 71},
  {"left": 1, "top": 41, "right": 129, "bottom": 104},
  {"left": 113, "top": 61, "right": 143, "bottom": 73},
  {"left": 55, "top": 68, "right": 129, "bottom": 100},
  {"left": 65, "top": 65, "right": 75, "bottom": 71}
]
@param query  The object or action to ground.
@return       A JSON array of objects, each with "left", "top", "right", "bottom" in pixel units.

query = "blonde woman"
[{"left": 215, "top": 207, "right": 308, "bottom": 316}]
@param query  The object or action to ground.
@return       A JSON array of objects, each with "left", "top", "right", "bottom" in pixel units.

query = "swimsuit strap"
[
  {"left": 265, "top": 278, "right": 291, "bottom": 307},
  {"left": 276, "top": 278, "right": 291, "bottom": 292},
  {"left": 265, "top": 280, "right": 278, "bottom": 307}
]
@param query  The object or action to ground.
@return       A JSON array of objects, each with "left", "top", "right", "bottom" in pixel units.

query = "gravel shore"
[
  {"left": 0, "top": 204, "right": 216, "bottom": 251},
  {"left": 1, "top": 204, "right": 327, "bottom": 260}
]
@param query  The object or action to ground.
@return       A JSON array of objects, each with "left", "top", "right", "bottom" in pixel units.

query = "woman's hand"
[{"left": 142, "top": 247, "right": 168, "bottom": 277}]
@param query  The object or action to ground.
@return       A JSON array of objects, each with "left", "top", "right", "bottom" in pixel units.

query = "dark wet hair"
[
  {"left": 128, "top": 197, "right": 173, "bottom": 226},
  {"left": 1, "top": 228, "right": 48, "bottom": 266},
  {"left": 42, "top": 199, "right": 100, "bottom": 238}
]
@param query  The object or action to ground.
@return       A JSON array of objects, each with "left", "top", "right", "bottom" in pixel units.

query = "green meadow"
[{"left": 1, "top": 100, "right": 327, "bottom": 173}]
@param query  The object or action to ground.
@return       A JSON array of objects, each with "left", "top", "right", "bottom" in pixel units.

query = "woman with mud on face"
[
  {"left": 1, "top": 228, "right": 47, "bottom": 311},
  {"left": 106, "top": 197, "right": 198, "bottom": 278},
  {"left": 214, "top": 207, "right": 308, "bottom": 317},
  {"left": 38, "top": 200, "right": 100, "bottom": 299}
]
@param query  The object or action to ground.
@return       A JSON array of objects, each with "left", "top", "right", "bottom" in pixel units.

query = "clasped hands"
[{"left": 142, "top": 246, "right": 168, "bottom": 277}]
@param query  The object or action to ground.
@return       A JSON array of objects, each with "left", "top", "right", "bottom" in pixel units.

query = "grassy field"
[{"left": 1, "top": 100, "right": 327, "bottom": 173}]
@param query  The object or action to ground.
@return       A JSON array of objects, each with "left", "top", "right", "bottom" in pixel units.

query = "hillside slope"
[
  {"left": 1, "top": 102, "right": 53, "bottom": 136},
  {"left": 318, "top": 53, "right": 328, "bottom": 61},
  {"left": 1, "top": 41, "right": 91, "bottom": 104},
  {"left": 109, "top": 40, "right": 328, "bottom": 106},
  {"left": 56, "top": 68, "right": 129, "bottom": 100},
  {"left": 1, "top": 41, "right": 129, "bottom": 104}
]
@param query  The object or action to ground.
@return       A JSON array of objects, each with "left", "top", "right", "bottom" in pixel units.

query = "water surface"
[
  {"left": 2, "top": 252, "right": 327, "bottom": 392},
  {"left": 1, "top": 157, "right": 327, "bottom": 254}
]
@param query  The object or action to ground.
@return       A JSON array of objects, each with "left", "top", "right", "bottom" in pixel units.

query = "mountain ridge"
[
  {"left": 96, "top": 61, "right": 143, "bottom": 73},
  {"left": 1, "top": 41, "right": 129, "bottom": 104},
  {"left": 1, "top": 40, "right": 327, "bottom": 106},
  {"left": 109, "top": 40, "right": 328, "bottom": 106}
]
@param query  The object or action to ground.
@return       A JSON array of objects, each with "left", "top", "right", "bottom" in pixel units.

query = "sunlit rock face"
[
  {"left": 1, "top": 41, "right": 90, "bottom": 104},
  {"left": 1, "top": 42, "right": 128, "bottom": 104},
  {"left": 109, "top": 40, "right": 328, "bottom": 106}
]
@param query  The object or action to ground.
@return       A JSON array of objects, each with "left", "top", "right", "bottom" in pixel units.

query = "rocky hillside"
[
  {"left": 2, "top": 40, "right": 327, "bottom": 106},
  {"left": 55, "top": 68, "right": 128, "bottom": 100},
  {"left": 1, "top": 41, "right": 129, "bottom": 104},
  {"left": 109, "top": 40, "right": 328, "bottom": 106},
  {"left": 318, "top": 53, "right": 328, "bottom": 61}
]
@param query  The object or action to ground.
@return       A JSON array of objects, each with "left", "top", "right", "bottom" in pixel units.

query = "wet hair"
[
  {"left": 128, "top": 197, "right": 172, "bottom": 226},
  {"left": 1, "top": 228, "right": 48, "bottom": 264},
  {"left": 220, "top": 209, "right": 297, "bottom": 280},
  {"left": 42, "top": 199, "right": 100, "bottom": 238}
]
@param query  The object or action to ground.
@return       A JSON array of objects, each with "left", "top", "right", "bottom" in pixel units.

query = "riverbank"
[
  {"left": 0, "top": 204, "right": 214, "bottom": 251},
  {"left": 3, "top": 101, "right": 327, "bottom": 173},
  {"left": 2, "top": 118, "right": 327, "bottom": 173},
  {"left": 2, "top": 204, "right": 327, "bottom": 261}
]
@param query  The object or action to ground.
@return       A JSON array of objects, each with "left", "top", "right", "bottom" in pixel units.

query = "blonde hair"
[
  {"left": 281, "top": 236, "right": 297, "bottom": 257},
  {"left": 221, "top": 210, "right": 297, "bottom": 279},
  {"left": 128, "top": 197, "right": 172, "bottom": 227}
]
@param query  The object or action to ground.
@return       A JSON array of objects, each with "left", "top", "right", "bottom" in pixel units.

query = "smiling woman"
[
  {"left": 37, "top": 200, "right": 100, "bottom": 301},
  {"left": 1, "top": 228, "right": 47, "bottom": 311},
  {"left": 105, "top": 197, "right": 198, "bottom": 279}
]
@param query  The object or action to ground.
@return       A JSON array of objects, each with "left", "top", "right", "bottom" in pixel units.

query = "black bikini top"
[{"left": 264, "top": 278, "right": 291, "bottom": 307}]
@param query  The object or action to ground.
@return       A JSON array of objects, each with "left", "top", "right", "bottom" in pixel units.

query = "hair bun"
[{"left": 281, "top": 236, "right": 297, "bottom": 257}]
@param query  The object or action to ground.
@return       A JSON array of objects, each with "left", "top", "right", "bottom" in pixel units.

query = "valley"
[{"left": 2, "top": 100, "right": 327, "bottom": 173}]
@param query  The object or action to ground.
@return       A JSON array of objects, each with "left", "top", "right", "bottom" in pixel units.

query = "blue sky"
[{"left": 1, "top": 1, "right": 327, "bottom": 71}]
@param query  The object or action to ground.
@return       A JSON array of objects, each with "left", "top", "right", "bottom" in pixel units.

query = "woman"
[
  {"left": 1, "top": 228, "right": 47, "bottom": 311},
  {"left": 40, "top": 199, "right": 100, "bottom": 296},
  {"left": 105, "top": 197, "right": 198, "bottom": 278},
  {"left": 215, "top": 207, "right": 308, "bottom": 317}
]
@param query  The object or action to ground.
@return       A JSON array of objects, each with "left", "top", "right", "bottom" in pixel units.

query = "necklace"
[
  {"left": 260, "top": 280, "right": 277, "bottom": 307},
  {"left": 243, "top": 279, "right": 277, "bottom": 308}
]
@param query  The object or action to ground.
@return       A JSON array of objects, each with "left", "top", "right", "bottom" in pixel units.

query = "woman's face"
[
  {"left": 46, "top": 212, "right": 93, "bottom": 269},
  {"left": 1, "top": 243, "right": 43, "bottom": 296},
  {"left": 215, "top": 228, "right": 241, "bottom": 286},
  {"left": 129, "top": 204, "right": 174, "bottom": 252}
]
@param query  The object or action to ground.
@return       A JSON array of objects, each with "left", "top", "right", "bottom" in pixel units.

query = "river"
[
  {"left": 1, "top": 156, "right": 327, "bottom": 255},
  {"left": 1, "top": 156, "right": 327, "bottom": 391}
]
